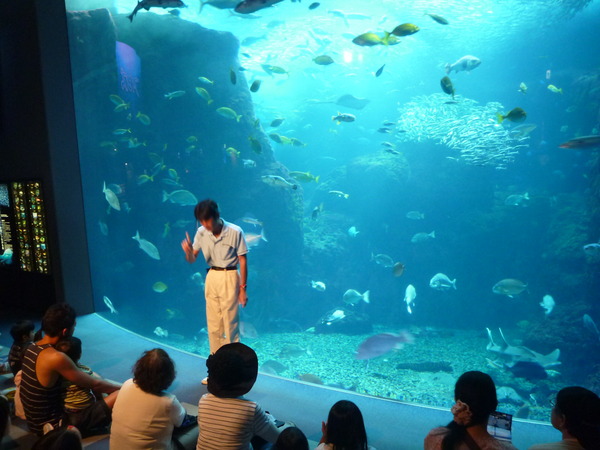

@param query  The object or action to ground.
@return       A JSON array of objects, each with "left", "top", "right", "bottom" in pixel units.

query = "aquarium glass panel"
[{"left": 64, "top": 0, "right": 600, "bottom": 424}]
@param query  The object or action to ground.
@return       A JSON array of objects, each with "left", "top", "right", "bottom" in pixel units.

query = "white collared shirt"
[{"left": 192, "top": 220, "right": 248, "bottom": 267}]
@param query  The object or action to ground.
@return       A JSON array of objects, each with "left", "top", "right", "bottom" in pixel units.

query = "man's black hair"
[
  {"left": 10, "top": 320, "right": 35, "bottom": 342},
  {"left": 194, "top": 199, "right": 220, "bottom": 222},
  {"left": 41, "top": 303, "right": 76, "bottom": 338}
]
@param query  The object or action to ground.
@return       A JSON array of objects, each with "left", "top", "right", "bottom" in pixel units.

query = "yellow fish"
[
  {"left": 153, "top": 281, "right": 168, "bottom": 293},
  {"left": 547, "top": 84, "right": 563, "bottom": 94},
  {"left": 136, "top": 112, "right": 151, "bottom": 126}
]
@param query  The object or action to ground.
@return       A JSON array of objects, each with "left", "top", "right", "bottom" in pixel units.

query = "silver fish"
[
  {"left": 343, "top": 289, "right": 370, "bottom": 305},
  {"left": 429, "top": 273, "right": 457, "bottom": 291},
  {"left": 162, "top": 190, "right": 198, "bottom": 206},
  {"left": 404, "top": 284, "right": 416, "bottom": 314},
  {"left": 132, "top": 230, "right": 161, "bottom": 260},
  {"left": 371, "top": 253, "right": 394, "bottom": 268},
  {"left": 445, "top": 55, "right": 481, "bottom": 74},
  {"left": 261, "top": 175, "right": 298, "bottom": 190},
  {"left": 411, "top": 231, "right": 435, "bottom": 243},
  {"left": 103, "top": 296, "right": 118, "bottom": 314},
  {"left": 235, "top": 0, "right": 283, "bottom": 14},
  {"left": 103, "top": 182, "right": 120, "bottom": 211}
]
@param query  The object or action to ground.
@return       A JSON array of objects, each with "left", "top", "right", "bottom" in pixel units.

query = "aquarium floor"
[{"left": 0, "top": 314, "right": 558, "bottom": 449}]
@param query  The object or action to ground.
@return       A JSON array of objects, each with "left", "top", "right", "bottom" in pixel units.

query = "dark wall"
[{"left": 0, "top": 0, "right": 94, "bottom": 317}]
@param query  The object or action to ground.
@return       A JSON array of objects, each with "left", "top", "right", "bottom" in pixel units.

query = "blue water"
[{"left": 65, "top": 0, "right": 600, "bottom": 421}]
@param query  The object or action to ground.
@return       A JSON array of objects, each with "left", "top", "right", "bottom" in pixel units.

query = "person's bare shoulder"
[
  {"left": 40, "top": 347, "right": 71, "bottom": 369},
  {"left": 424, "top": 427, "right": 447, "bottom": 450}
]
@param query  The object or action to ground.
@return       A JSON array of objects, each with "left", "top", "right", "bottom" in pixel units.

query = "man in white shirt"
[{"left": 181, "top": 199, "right": 248, "bottom": 362}]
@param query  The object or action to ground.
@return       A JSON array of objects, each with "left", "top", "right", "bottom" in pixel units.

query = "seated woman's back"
[
  {"left": 424, "top": 426, "right": 515, "bottom": 450},
  {"left": 423, "top": 371, "right": 517, "bottom": 450},
  {"left": 110, "top": 349, "right": 186, "bottom": 450}
]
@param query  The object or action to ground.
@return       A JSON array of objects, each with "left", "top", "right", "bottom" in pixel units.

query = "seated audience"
[
  {"left": 317, "top": 400, "right": 371, "bottom": 450},
  {"left": 55, "top": 336, "right": 118, "bottom": 436},
  {"left": 31, "top": 426, "right": 83, "bottom": 450},
  {"left": 110, "top": 348, "right": 188, "bottom": 450},
  {"left": 424, "top": 371, "right": 516, "bottom": 450},
  {"left": 529, "top": 386, "right": 600, "bottom": 450},
  {"left": 20, "top": 303, "right": 120, "bottom": 435},
  {"left": 198, "top": 342, "right": 281, "bottom": 449},
  {"left": 273, "top": 426, "right": 309, "bottom": 450},
  {"left": 8, "top": 320, "right": 35, "bottom": 376}
]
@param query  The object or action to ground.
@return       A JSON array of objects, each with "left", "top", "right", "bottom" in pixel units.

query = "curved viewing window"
[{"left": 65, "top": 0, "right": 600, "bottom": 424}]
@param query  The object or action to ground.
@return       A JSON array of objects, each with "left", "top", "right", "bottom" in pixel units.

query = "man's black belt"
[{"left": 208, "top": 266, "right": 237, "bottom": 271}]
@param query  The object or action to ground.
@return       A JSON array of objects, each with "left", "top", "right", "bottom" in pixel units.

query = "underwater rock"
[
  {"left": 66, "top": 10, "right": 303, "bottom": 309},
  {"left": 315, "top": 307, "right": 372, "bottom": 335}
]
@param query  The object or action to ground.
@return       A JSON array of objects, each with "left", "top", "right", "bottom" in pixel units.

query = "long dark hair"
[
  {"left": 442, "top": 371, "right": 498, "bottom": 450},
  {"left": 555, "top": 386, "right": 600, "bottom": 449},
  {"left": 325, "top": 400, "right": 368, "bottom": 450}
]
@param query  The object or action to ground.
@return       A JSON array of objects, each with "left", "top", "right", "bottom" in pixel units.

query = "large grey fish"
[
  {"left": 411, "top": 231, "right": 435, "bottom": 243},
  {"left": 492, "top": 279, "right": 527, "bottom": 297},
  {"left": 343, "top": 289, "right": 370, "bottom": 305},
  {"left": 127, "top": 0, "right": 187, "bottom": 22},
  {"left": 235, "top": 0, "right": 283, "bottom": 14},
  {"left": 429, "top": 273, "right": 457, "bottom": 291},
  {"left": 445, "top": 55, "right": 481, "bottom": 74},
  {"left": 132, "top": 230, "right": 161, "bottom": 260},
  {"left": 162, "top": 189, "right": 198, "bottom": 206},
  {"left": 199, "top": 0, "right": 239, "bottom": 12},
  {"left": 356, "top": 332, "right": 413, "bottom": 360},
  {"left": 103, "top": 182, "right": 121, "bottom": 211},
  {"left": 371, "top": 253, "right": 394, "bottom": 268}
]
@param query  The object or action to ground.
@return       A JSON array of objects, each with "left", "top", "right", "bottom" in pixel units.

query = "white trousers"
[{"left": 204, "top": 269, "right": 240, "bottom": 354}]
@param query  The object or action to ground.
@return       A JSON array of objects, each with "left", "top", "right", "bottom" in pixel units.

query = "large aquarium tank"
[{"left": 64, "top": 0, "right": 600, "bottom": 422}]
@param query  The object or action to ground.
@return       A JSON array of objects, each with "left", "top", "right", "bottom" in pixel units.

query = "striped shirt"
[
  {"left": 197, "top": 393, "right": 280, "bottom": 450},
  {"left": 62, "top": 363, "right": 95, "bottom": 412},
  {"left": 20, "top": 343, "right": 64, "bottom": 434}
]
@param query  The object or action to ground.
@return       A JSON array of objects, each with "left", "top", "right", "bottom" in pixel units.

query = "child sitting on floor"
[
  {"left": 8, "top": 320, "right": 35, "bottom": 376},
  {"left": 317, "top": 400, "right": 374, "bottom": 450},
  {"left": 55, "top": 336, "right": 119, "bottom": 436},
  {"left": 197, "top": 343, "right": 284, "bottom": 450}
]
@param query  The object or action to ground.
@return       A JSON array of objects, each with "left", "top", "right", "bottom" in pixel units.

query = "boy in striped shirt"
[
  {"left": 198, "top": 343, "right": 282, "bottom": 450},
  {"left": 55, "top": 336, "right": 117, "bottom": 435}
]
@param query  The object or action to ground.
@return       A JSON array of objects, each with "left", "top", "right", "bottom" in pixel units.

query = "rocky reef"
[{"left": 66, "top": 10, "right": 303, "bottom": 321}]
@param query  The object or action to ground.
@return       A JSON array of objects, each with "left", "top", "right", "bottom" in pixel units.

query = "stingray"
[{"left": 307, "top": 94, "right": 371, "bottom": 110}]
